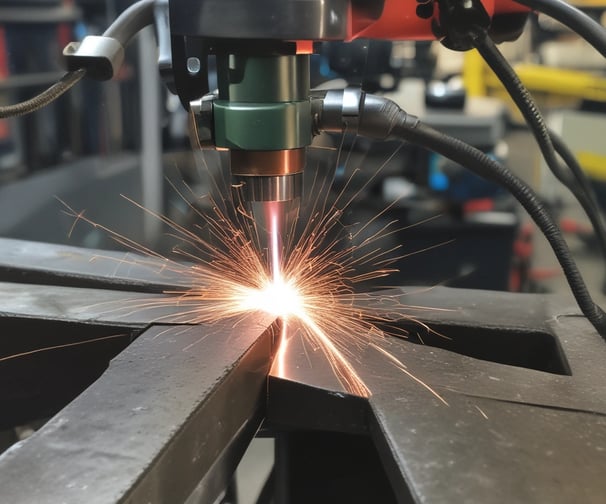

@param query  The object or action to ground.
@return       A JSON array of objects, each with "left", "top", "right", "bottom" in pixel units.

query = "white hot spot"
[{"left": 240, "top": 277, "right": 304, "bottom": 318}]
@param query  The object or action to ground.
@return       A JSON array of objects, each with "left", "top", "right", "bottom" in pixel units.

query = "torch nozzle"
[
  {"left": 232, "top": 173, "right": 303, "bottom": 202},
  {"left": 230, "top": 148, "right": 305, "bottom": 201},
  {"left": 230, "top": 148, "right": 304, "bottom": 274},
  {"left": 249, "top": 199, "right": 300, "bottom": 280}
]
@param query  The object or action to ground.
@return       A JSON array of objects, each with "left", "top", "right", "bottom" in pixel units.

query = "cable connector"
[
  {"left": 190, "top": 92, "right": 218, "bottom": 149},
  {"left": 311, "top": 88, "right": 363, "bottom": 134},
  {"left": 434, "top": 0, "right": 491, "bottom": 51},
  {"left": 312, "top": 87, "right": 419, "bottom": 140},
  {"left": 63, "top": 36, "right": 124, "bottom": 81}
]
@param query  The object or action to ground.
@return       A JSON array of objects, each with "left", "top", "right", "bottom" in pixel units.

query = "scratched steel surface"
[
  {"left": 267, "top": 287, "right": 606, "bottom": 503},
  {"left": 0, "top": 318, "right": 278, "bottom": 504},
  {"left": 0, "top": 236, "right": 279, "bottom": 503},
  {"left": 1, "top": 235, "right": 606, "bottom": 502},
  {"left": 0, "top": 237, "right": 188, "bottom": 292},
  {"left": 0, "top": 281, "right": 196, "bottom": 326}
]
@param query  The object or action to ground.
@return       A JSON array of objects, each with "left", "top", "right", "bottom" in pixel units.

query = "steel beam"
[
  {"left": 0, "top": 280, "right": 197, "bottom": 427},
  {"left": 0, "top": 281, "right": 195, "bottom": 326},
  {"left": 0, "top": 315, "right": 277, "bottom": 504},
  {"left": 267, "top": 287, "right": 606, "bottom": 503},
  {"left": 3, "top": 237, "right": 606, "bottom": 504},
  {"left": 0, "top": 237, "right": 186, "bottom": 292}
]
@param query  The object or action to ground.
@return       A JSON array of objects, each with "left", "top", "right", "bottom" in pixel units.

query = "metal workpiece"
[
  {"left": 0, "top": 281, "right": 194, "bottom": 327},
  {"left": 0, "top": 317, "right": 278, "bottom": 504},
  {"left": 0, "top": 280, "right": 219, "bottom": 430},
  {"left": 267, "top": 287, "right": 606, "bottom": 503},
  {"left": 0, "top": 237, "right": 191, "bottom": 293}
]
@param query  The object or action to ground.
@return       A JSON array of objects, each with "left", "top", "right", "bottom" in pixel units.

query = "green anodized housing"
[{"left": 213, "top": 54, "right": 312, "bottom": 150}]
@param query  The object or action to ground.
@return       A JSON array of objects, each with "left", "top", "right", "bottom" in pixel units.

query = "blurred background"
[{"left": 1, "top": 0, "right": 606, "bottom": 302}]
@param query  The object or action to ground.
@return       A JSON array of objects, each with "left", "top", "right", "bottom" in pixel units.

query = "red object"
[
  {"left": 348, "top": 0, "right": 528, "bottom": 41},
  {"left": 509, "top": 223, "right": 533, "bottom": 291},
  {"left": 296, "top": 40, "right": 315, "bottom": 54},
  {"left": 463, "top": 198, "right": 494, "bottom": 214},
  {"left": 560, "top": 217, "right": 592, "bottom": 236}
]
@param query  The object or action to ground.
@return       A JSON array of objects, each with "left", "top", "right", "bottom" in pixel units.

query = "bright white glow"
[
  {"left": 238, "top": 278, "right": 303, "bottom": 318},
  {"left": 270, "top": 209, "right": 281, "bottom": 284}
]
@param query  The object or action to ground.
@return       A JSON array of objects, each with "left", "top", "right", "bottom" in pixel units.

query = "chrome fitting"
[
  {"left": 233, "top": 173, "right": 303, "bottom": 202},
  {"left": 190, "top": 92, "right": 217, "bottom": 148}
]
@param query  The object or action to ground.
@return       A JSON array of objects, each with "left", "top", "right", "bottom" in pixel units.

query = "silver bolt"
[{"left": 187, "top": 57, "right": 201, "bottom": 75}]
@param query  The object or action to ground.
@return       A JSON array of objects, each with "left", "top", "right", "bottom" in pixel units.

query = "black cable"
[
  {"left": 0, "top": 0, "right": 155, "bottom": 119},
  {"left": 315, "top": 92, "right": 606, "bottom": 335},
  {"left": 0, "top": 69, "right": 86, "bottom": 119},
  {"left": 514, "top": 0, "right": 606, "bottom": 58},
  {"left": 472, "top": 32, "right": 606, "bottom": 289},
  {"left": 393, "top": 121, "right": 606, "bottom": 336}
]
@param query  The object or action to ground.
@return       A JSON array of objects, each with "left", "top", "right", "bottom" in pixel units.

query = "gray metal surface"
[
  {"left": 0, "top": 316, "right": 277, "bottom": 504},
  {"left": 268, "top": 287, "right": 606, "bottom": 503},
  {"left": 2, "top": 231, "right": 605, "bottom": 502},
  {"left": 0, "top": 237, "right": 187, "bottom": 292},
  {"left": 0, "top": 281, "right": 190, "bottom": 326},
  {"left": 234, "top": 174, "right": 303, "bottom": 203}
]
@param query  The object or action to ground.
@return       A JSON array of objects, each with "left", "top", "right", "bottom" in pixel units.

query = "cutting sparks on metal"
[{"left": 53, "top": 160, "right": 449, "bottom": 403}]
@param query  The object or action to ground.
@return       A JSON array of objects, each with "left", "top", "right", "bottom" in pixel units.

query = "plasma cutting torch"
[
  {"left": 55, "top": 0, "right": 606, "bottom": 334},
  {"left": 62, "top": 0, "right": 530, "bottom": 263},
  {"left": 164, "top": 0, "right": 530, "bottom": 258}
]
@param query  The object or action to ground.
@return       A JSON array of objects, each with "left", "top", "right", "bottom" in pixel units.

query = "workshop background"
[
  {"left": 0, "top": 0, "right": 606, "bottom": 503},
  {"left": 1, "top": 1, "right": 606, "bottom": 298}
]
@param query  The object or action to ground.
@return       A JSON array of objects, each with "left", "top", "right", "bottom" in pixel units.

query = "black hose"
[
  {"left": 315, "top": 92, "right": 606, "bottom": 336},
  {"left": 0, "top": 69, "right": 86, "bottom": 119},
  {"left": 103, "top": 0, "right": 155, "bottom": 47},
  {"left": 472, "top": 32, "right": 606, "bottom": 288},
  {"left": 394, "top": 123, "right": 606, "bottom": 336},
  {"left": 0, "top": 0, "right": 155, "bottom": 119},
  {"left": 514, "top": 0, "right": 606, "bottom": 58}
]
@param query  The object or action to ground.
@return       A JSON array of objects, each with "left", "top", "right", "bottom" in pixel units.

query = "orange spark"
[{"left": 54, "top": 141, "right": 448, "bottom": 402}]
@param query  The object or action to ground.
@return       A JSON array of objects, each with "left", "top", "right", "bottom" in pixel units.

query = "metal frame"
[{"left": 0, "top": 237, "right": 605, "bottom": 503}]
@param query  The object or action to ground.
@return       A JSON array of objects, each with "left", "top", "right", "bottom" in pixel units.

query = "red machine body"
[{"left": 348, "top": 0, "right": 530, "bottom": 41}]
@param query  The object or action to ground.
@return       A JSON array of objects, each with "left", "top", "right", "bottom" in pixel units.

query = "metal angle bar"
[
  {"left": 0, "top": 281, "right": 201, "bottom": 327},
  {"left": 0, "top": 280, "right": 221, "bottom": 429},
  {"left": 0, "top": 316, "right": 278, "bottom": 504},
  {"left": 266, "top": 287, "right": 606, "bottom": 503},
  {"left": 0, "top": 237, "right": 188, "bottom": 293},
  {"left": 363, "top": 339, "right": 606, "bottom": 504}
]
